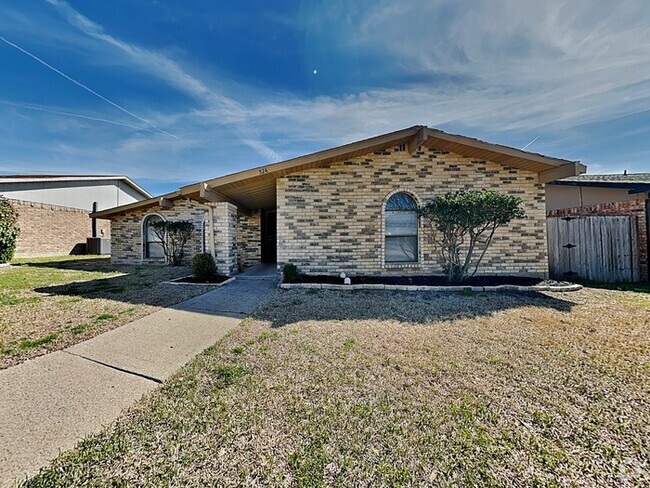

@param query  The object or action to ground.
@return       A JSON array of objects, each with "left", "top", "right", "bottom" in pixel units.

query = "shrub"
[
  {"left": 282, "top": 263, "right": 300, "bottom": 283},
  {"left": 192, "top": 253, "right": 218, "bottom": 280},
  {"left": 419, "top": 190, "right": 526, "bottom": 282},
  {"left": 150, "top": 220, "right": 194, "bottom": 266},
  {"left": 0, "top": 197, "right": 20, "bottom": 263}
]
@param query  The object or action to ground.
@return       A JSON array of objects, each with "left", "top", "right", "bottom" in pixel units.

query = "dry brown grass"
[
  {"left": 24, "top": 287, "right": 649, "bottom": 487},
  {"left": 0, "top": 256, "right": 219, "bottom": 368}
]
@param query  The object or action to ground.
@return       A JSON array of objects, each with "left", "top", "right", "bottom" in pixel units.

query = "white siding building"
[{"left": 0, "top": 175, "right": 151, "bottom": 211}]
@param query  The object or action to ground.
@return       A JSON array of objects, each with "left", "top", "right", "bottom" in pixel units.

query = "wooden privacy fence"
[{"left": 547, "top": 216, "right": 640, "bottom": 282}]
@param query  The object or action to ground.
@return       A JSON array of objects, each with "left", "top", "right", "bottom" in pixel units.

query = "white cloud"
[{"left": 3, "top": 0, "right": 649, "bottom": 183}]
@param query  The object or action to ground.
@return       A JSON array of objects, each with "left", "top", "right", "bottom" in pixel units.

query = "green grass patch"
[
  {"left": 17, "top": 333, "right": 58, "bottom": 350},
  {"left": 95, "top": 313, "right": 117, "bottom": 321},
  {"left": 69, "top": 323, "right": 89, "bottom": 335},
  {"left": 0, "top": 260, "right": 119, "bottom": 293},
  {"left": 0, "top": 293, "right": 42, "bottom": 307}
]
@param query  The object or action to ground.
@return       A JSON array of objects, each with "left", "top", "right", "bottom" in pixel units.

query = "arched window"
[
  {"left": 384, "top": 192, "right": 418, "bottom": 263},
  {"left": 143, "top": 214, "right": 165, "bottom": 259}
]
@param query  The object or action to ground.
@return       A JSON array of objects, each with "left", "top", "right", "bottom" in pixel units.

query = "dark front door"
[{"left": 261, "top": 210, "right": 277, "bottom": 263}]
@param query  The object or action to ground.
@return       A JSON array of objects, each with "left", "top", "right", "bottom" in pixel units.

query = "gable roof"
[
  {"left": 0, "top": 174, "right": 152, "bottom": 199},
  {"left": 91, "top": 126, "right": 586, "bottom": 218}
]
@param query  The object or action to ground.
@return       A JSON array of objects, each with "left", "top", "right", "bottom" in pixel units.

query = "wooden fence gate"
[{"left": 547, "top": 216, "right": 640, "bottom": 282}]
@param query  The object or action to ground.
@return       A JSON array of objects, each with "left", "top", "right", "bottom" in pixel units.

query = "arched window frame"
[
  {"left": 382, "top": 190, "right": 421, "bottom": 266},
  {"left": 142, "top": 213, "right": 166, "bottom": 260}
]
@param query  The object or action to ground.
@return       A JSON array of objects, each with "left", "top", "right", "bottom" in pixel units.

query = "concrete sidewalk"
[{"left": 0, "top": 276, "right": 277, "bottom": 486}]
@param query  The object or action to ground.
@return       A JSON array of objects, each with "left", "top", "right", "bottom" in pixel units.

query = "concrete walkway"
[{"left": 0, "top": 275, "right": 277, "bottom": 486}]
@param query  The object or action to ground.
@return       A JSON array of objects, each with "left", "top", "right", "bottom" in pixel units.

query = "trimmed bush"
[
  {"left": 282, "top": 263, "right": 300, "bottom": 283},
  {"left": 419, "top": 189, "right": 526, "bottom": 282},
  {"left": 192, "top": 253, "right": 218, "bottom": 280},
  {"left": 0, "top": 197, "right": 20, "bottom": 263}
]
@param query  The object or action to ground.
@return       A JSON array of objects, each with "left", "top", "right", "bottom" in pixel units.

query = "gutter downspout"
[{"left": 196, "top": 202, "right": 216, "bottom": 260}]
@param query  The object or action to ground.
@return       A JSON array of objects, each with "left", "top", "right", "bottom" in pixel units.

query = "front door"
[{"left": 261, "top": 210, "right": 277, "bottom": 263}]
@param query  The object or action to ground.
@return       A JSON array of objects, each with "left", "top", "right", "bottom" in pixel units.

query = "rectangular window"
[
  {"left": 385, "top": 213, "right": 418, "bottom": 236},
  {"left": 385, "top": 211, "right": 418, "bottom": 263},
  {"left": 385, "top": 236, "right": 417, "bottom": 262},
  {"left": 146, "top": 242, "right": 164, "bottom": 259}
]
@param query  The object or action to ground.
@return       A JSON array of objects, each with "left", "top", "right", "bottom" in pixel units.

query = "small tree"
[
  {"left": 150, "top": 220, "right": 194, "bottom": 266},
  {"left": 0, "top": 197, "right": 20, "bottom": 263},
  {"left": 419, "top": 190, "right": 525, "bottom": 282}
]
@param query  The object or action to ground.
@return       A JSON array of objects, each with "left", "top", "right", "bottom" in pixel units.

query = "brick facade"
[
  {"left": 237, "top": 210, "right": 262, "bottom": 269},
  {"left": 277, "top": 146, "right": 548, "bottom": 277},
  {"left": 109, "top": 200, "right": 244, "bottom": 276},
  {"left": 11, "top": 198, "right": 110, "bottom": 258},
  {"left": 108, "top": 146, "right": 551, "bottom": 278},
  {"left": 110, "top": 200, "right": 205, "bottom": 267},
  {"left": 547, "top": 197, "right": 649, "bottom": 281}
]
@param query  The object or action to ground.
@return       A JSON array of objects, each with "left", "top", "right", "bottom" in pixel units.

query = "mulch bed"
[{"left": 291, "top": 274, "right": 543, "bottom": 286}]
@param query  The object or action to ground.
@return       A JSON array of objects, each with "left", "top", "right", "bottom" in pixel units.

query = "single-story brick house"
[{"left": 92, "top": 126, "right": 586, "bottom": 277}]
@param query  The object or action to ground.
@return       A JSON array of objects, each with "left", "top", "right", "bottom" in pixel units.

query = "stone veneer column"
[{"left": 212, "top": 202, "right": 238, "bottom": 276}]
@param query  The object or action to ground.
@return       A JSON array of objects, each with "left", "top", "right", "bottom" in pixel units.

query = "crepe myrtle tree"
[
  {"left": 0, "top": 196, "right": 20, "bottom": 264},
  {"left": 150, "top": 220, "right": 194, "bottom": 266},
  {"left": 419, "top": 190, "right": 526, "bottom": 282}
]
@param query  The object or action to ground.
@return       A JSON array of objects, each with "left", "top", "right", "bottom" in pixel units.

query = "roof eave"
[{"left": 90, "top": 190, "right": 181, "bottom": 219}]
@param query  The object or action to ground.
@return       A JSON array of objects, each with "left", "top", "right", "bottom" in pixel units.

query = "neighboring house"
[
  {"left": 0, "top": 175, "right": 151, "bottom": 257},
  {"left": 92, "top": 126, "right": 585, "bottom": 277},
  {"left": 546, "top": 173, "right": 650, "bottom": 211},
  {"left": 546, "top": 173, "right": 650, "bottom": 282}
]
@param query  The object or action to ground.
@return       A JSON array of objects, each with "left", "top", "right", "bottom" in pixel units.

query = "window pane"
[
  {"left": 385, "top": 193, "right": 417, "bottom": 211},
  {"left": 145, "top": 216, "right": 163, "bottom": 242},
  {"left": 385, "top": 236, "right": 417, "bottom": 262},
  {"left": 386, "top": 212, "right": 418, "bottom": 236},
  {"left": 146, "top": 242, "right": 165, "bottom": 259},
  {"left": 146, "top": 226, "right": 159, "bottom": 242}
]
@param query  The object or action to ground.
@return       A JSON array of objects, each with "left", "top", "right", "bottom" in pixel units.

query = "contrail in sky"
[
  {"left": 521, "top": 135, "right": 539, "bottom": 150},
  {"left": 0, "top": 100, "right": 158, "bottom": 133},
  {"left": 0, "top": 35, "right": 175, "bottom": 138}
]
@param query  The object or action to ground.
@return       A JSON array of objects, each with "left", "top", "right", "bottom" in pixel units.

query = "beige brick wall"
[
  {"left": 110, "top": 200, "right": 206, "bottom": 267},
  {"left": 11, "top": 198, "right": 110, "bottom": 258},
  {"left": 110, "top": 200, "right": 243, "bottom": 275},
  {"left": 237, "top": 209, "right": 261, "bottom": 269},
  {"left": 277, "top": 146, "right": 548, "bottom": 277}
]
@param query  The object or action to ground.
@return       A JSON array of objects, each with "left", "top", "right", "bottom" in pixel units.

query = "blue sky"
[{"left": 1, "top": 0, "right": 649, "bottom": 196}]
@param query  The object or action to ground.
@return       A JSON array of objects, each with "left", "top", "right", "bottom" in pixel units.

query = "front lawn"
[
  {"left": 0, "top": 256, "right": 219, "bottom": 368},
  {"left": 23, "top": 286, "right": 649, "bottom": 487}
]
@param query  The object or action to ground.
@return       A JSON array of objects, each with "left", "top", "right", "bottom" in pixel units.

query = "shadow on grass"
[
  {"left": 29, "top": 259, "right": 205, "bottom": 307},
  {"left": 577, "top": 279, "right": 650, "bottom": 294},
  {"left": 254, "top": 288, "right": 578, "bottom": 328},
  {"left": 11, "top": 256, "right": 116, "bottom": 273}
]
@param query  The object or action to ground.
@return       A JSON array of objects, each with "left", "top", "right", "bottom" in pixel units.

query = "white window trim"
[
  {"left": 381, "top": 189, "right": 423, "bottom": 268},
  {"left": 141, "top": 213, "right": 166, "bottom": 261}
]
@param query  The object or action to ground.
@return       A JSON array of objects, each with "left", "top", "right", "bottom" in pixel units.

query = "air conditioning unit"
[{"left": 86, "top": 237, "right": 111, "bottom": 255}]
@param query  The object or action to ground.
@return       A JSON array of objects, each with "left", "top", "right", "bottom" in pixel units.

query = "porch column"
[{"left": 212, "top": 202, "right": 238, "bottom": 276}]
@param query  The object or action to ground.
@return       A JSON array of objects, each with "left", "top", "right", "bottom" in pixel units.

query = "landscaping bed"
[
  {"left": 24, "top": 286, "right": 650, "bottom": 486},
  {"left": 290, "top": 274, "right": 543, "bottom": 286},
  {"left": 281, "top": 273, "right": 581, "bottom": 292}
]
